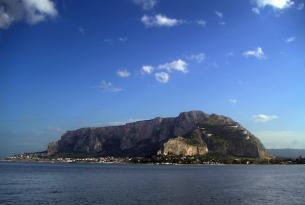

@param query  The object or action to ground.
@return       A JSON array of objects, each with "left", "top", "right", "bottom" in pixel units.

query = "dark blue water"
[{"left": 0, "top": 162, "right": 305, "bottom": 205}]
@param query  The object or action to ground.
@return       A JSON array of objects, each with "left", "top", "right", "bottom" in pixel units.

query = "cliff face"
[
  {"left": 47, "top": 111, "right": 268, "bottom": 159},
  {"left": 158, "top": 136, "right": 208, "bottom": 156}
]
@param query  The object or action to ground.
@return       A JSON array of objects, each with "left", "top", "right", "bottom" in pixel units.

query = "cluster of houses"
[{"left": 6, "top": 154, "right": 127, "bottom": 164}]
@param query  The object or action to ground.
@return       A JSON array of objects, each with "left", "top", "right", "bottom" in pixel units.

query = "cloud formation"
[
  {"left": 252, "top": 7, "right": 261, "bottom": 14},
  {"left": 253, "top": 114, "right": 278, "bottom": 122},
  {"left": 141, "top": 65, "right": 154, "bottom": 74},
  {"left": 117, "top": 69, "right": 131, "bottom": 78},
  {"left": 159, "top": 59, "right": 188, "bottom": 73},
  {"left": 141, "top": 59, "right": 189, "bottom": 83},
  {"left": 215, "top": 11, "right": 223, "bottom": 18},
  {"left": 214, "top": 10, "right": 226, "bottom": 25},
  {"left": 242, "top": 47, "right": 266, "bottom": 59},
  {"left": 286, "top": 36, "right": 296, "bottom": 43},
  {"left": 254, "top": 0, "right": 294, "bottom": 9},
  {"left": 99, "top": 81, "right": 122, "bottom": 92},
  {"left": 141, "top": 14, "right": 184, "bottom": 27},
  {"left": 155, "top": 72, "right": 170, "bottom": 83},
  {"left": 118, "top": 37, "right": 128, "bottom": 42},
  {"left": 132, "top": 0, "right": 158, "bottom": 10},
  {"left": 197, "top": 19, "right": 206, "bottom": 27},
  {"left": 0, "top": 0, "right": 57, "bottom": 29},
  {"left": 187, "top": 53, "right": 206, "bottom": 63}
]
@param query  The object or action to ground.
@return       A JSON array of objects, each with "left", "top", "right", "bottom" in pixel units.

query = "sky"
[{"left": 0, "top": 0, "right": 305, "bottom": 157}]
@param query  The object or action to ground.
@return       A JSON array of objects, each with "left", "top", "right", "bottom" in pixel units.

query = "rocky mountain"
[{"left": 47, "top": 111, "right": 268, "bottom": 159}]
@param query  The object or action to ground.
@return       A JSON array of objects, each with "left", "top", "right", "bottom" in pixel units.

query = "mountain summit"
[{"left": 47, "top": 111, "right": 268, "bottom": 159}]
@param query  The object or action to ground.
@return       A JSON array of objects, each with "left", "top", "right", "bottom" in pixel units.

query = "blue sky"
[{"left": 0, "top": 0, "right": 305, "bottom": 156}]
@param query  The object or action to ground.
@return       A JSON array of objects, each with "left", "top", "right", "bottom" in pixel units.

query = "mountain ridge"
[{"left": 48, "top": 111, "right": 268, "bottom": 159}]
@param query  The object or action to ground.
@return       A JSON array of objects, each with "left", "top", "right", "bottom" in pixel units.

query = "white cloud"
[
  {"left": 99, "top": 81, "right": 122, "bottom": 92},
  {"left": 132, "top": 0, "right": 158, "bottom": 10},
  {"left": 215, "top": 10, "right": 223, "bottom": 18},
  {"left": 297, "top": 3, "right": 304, "bottom": 10},
  {"left": 286, "top": 36, "right": 296, "bottom": 43},
  {"left": 187, "top": 53, "right": 206, "bottom": 63},
  {"left": 197, "top": 19, "right": 206, "bottom": 27},
  {"left": 155, "top": 72, "right": 170, "bottom": 83},
  {"left": 116, "top": 69, "right": 131, "bottom": 78},
  {"left": 252, "top": 114, "right": 278, "bottom": 122},
  {"left": 141, "top": 65, "right": 154, "bottom": 74},
  {"left": 141, "top": 14, "right": 184, "bottom": 27},
  {"left": 228, "top": 99, "right": 238, "bottom": 104},
  {"left": 242, "top": 47, "right": 266, "bottom": 59},
  {"left": 252, "top": 7, "right": 261, "bottom": 14},
  {"left": 254, "top": 0, "right": 294, "bottom": 9},
  {"left": 0, "top": 0, "right": 57, "bottom": 29},
  {"left": 118, "top": 37, "right": 128, "bottom": 42},
  {"left": 159, "top": 59, "right": 188, "bottom": 73},
  {"left": 23, "top": 0, "right": 57, "bottom": 24},
  {"left": 215, "top": 11, "right": 226, "bottom": 25}
]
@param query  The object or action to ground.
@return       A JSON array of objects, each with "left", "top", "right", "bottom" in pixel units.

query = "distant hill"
[
  {"left": 268, "top": 149, "right": 305, "bottom": 159},
  {"left": 47, "top": 111, "right": 268, "bottom": 159}
]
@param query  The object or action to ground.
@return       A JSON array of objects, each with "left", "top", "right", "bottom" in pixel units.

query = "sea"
[{"left": 0, "top": 162, "right": 304, "bottom": 205}]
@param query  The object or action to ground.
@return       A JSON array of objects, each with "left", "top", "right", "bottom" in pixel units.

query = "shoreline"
[
  {"left": 2, "top": 152, "right": 305, "bottom": 165},
  {"left": 1, "top": 158, "right": 304, "bottom": 165}
]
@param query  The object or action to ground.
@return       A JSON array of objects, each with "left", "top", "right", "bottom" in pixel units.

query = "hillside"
[{"left": 48, "top": 111, "right": 268, "bottom": 159}]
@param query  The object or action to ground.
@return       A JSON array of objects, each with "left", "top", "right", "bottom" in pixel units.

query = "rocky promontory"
[{"left": 47, "top": 111, "right": 268, "bottom": 159}]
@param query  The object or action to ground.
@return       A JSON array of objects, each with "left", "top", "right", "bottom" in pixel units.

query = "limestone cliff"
[
  {"left": 158, "top": 137, "right": 208, "bottom": 156},
  {"left": 47, "top": 111, "right": 268, "bottom": 159}
]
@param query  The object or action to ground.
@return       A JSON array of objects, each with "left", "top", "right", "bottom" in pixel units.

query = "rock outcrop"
[
  {"left": 47, "top": 111, "right": 268, "bottom": 159},
  {"left": 158, "top": 137, "right": 208, "bottom": 156}
]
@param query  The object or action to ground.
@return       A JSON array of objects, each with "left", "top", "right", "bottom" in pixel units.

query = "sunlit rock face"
[
  {"left": 47, "top": 111, "right": 268, "bottom": 159},
  {"left": 158, "top": 137, "right": 208, "bottom": 156}
]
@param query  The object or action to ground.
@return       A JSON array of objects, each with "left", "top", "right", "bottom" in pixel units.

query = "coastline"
[{"left": 1, "top": 156, "right": 304, "bottom": 165}]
